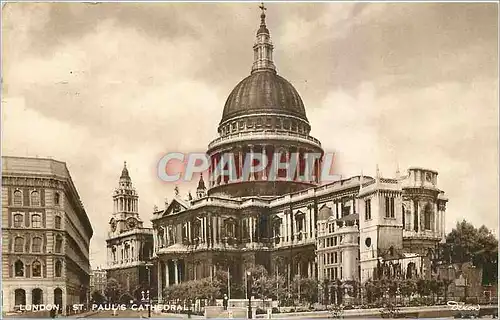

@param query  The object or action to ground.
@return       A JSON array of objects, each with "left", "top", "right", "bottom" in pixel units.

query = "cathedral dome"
[{"left": 220, "top": 70, "right": 308, "bottom": 124}]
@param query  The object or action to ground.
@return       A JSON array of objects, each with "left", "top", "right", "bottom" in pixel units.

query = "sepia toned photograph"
[{"left": 1, "top": 2, "right": 498, "bottom": 319}]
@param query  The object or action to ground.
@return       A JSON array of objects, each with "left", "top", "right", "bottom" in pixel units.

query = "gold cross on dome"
[{"left": 259, "top": 2, "right": 267, "bottom": 14}]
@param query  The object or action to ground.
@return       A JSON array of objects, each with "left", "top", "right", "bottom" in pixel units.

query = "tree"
[
  {"left": 445, "top": 220, "right": 498, "bottom": 285},
  {"left": 297, "top": 278, "right": 318, "bottom": 307},
  {"left": 91, "top": 290, "right": 105, "bottom": 304},
  {"left": 399, "top": 280, "right": 416, "bottom": 304},
  {"left": 104, "top": 278, "right": 122, "bottom": 303}
]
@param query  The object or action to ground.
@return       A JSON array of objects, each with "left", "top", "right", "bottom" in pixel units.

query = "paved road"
[{"left": 85, "top": 309, "right": 200, "bottom": 318}]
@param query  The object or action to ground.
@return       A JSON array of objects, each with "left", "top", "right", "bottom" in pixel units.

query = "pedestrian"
[
  {"left": 223, "top": 294, "right": 229, "bottom": 311},
  {"left": 50, "top": 308, "right": 56, "bottom": 319}
]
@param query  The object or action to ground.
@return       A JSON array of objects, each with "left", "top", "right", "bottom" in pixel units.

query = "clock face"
[
  {"left": 127, "top": 219, "right": 137, "bottom": 229},
  {"left": 425, "top": 173, "right": 432, "bottom": 182}
]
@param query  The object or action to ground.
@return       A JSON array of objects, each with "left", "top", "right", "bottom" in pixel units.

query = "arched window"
[
  {"left": 30, "top": 191, "right": 40, "bottom": 206},
  {"left": 13, "top": 190, "right": 23, "bottom": 206},
  {"left": 55, "top": 235, "right": 63, "bottom": 253},
  {"left": 14, "top": 237, "right": 24, "bottom": 253},
  {"left": 55, "top": 260, "right": 62, "bottom": 277},
  {"left": 54, "top": 193, "right": 60, "bottom": 206},
  {"left": 112, "top": 247, "right": 117, "bottom": 261},
  {"left": 424, "top": 203, "right": 432, "bottom": 230},
  {"left": 15, "top": 260, "right": 24, "bottom": 277},
  {"left": 124, "top": 242, "right": 130, "bottom": 259},
  {"left": 32, "top": 261, "right": 42, "bottom": 277},
  {"left": 15, "top": 289, "right": 26, "bottom": 306},
  {"left": 32, "top": 288, "right": 43, "bottom": 304},
  {"left": 13, "top": 213, "right": 24, "bottom": 228},
  {"left": 55, "top": 216, "right": 62, "bottom": 229},
  {"left": 406, "top": 262, "right": 416, "bottom": 279},
  {"left": 157, "top": 227, "right": 164, "bottom": 247},
  {"left": 225, "top": 219, "right": 236, "bottom": 238},
  {"left": 31, "top": 214, "right": 42, "bottom": 228},
  {"left": 32, "top": 237, "right": 42, "bottom": 253}
]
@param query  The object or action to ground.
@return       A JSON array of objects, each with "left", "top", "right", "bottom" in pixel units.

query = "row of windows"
[
  {"left": 220, "top": 117, "right": 309, "bottom": 136},
  {"left": 12, "top": 213, "right": 62, "bottom": 229},
  {"left": 324, "top": 266, "right": 343, "bottom": 280},
  {"left": 13, "top": 235, "right": 63, "bottom": 253},
  {"left": 323, "top": 236, "right": 343, "bottom": 248},
  {"left": 364, "top": 197, "right": 396, "bottom": 220},
  {"left": 14, "top": 259, "right": 62, "bottom": 277},
  {"left": 12, "top": 190, "right": 61, "bottom": 207},
  {"left": 323, "top": 251, "right": 343, "bottom": 265}
]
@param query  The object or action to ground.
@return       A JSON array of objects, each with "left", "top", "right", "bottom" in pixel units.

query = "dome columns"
[{"left": 207, "top": 142, "right": 323, "bottom": 195}]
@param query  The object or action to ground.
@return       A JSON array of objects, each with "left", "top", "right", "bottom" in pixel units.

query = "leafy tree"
[
  {"left": 91, "top": 290, "right": 105, "bottom": 304},
  {"left": 104, "top": 278, "right": 122, "bottom": 303},
  {"left": 297, "top": 277, "right": 318, "bottom": 307},
  {"left": 416, "top": 279, "right": 431, "bottom": 297},
  {"left": 445, "top": 220, "right": 498, "bottom": 284},
  {"left": 399, "top": 280, "right": 417, "bottom": 303},
  {"left": 119, "top": 292, "right": 134, "bottom": 305},
  {"left": 429, "top": 279, "right": 440, "bottom": 303}
]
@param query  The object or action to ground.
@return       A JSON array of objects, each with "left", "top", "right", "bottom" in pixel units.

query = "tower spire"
[{"left": 252, "top": 2, "right": 276, "bottom": 73}]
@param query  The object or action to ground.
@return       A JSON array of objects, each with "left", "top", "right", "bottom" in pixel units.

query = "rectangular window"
[
  {"left": 334, "top": 252, "right": 338, "bottom": 263},
  {"left": 385, "top": 197, "right": 390, "bottom": 217},
  {"left": 334, "top": 237, "right": 337, "bottom": 246},
  {"left": 365, "top": 199, "right": 371, "bottom": 220},
  {"left": 385, "top": 197, "right": 395, "bottom": 218},
  {"left": 340, "top": 251, "right": 343, "bottom": 263},
  {"left": 31, "top": 214, "right": 42, "bottom": 228},
  {"left": 390, "top": 198, "right": 395, "bottom": 218}
]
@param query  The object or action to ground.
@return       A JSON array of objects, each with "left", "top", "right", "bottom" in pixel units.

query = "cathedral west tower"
[{"left": 106, "top": 162, "right": 154, "bottom": 300}]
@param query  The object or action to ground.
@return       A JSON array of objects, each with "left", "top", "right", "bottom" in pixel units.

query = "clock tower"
[
  {"left": 109, "top": 162, "right": 144, "bottom": 234},
  {"left": 106, "top": 162, "right": 155, "bottom": 300}
]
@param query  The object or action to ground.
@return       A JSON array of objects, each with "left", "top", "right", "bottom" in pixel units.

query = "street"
[{"left": 85, "top": 309, "right": 197, "bottom": 318}]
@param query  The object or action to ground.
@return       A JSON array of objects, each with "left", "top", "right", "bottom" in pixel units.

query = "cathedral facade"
[
  {"left": 105, "top": 163, "right": 154, "bottom": 300},
  {"left": 150, "top": 8, "right": 448, "bottom": 302}
]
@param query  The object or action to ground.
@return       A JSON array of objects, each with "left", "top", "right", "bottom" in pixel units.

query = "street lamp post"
[
  {"left": 246, "top": 271, "right": 252, "bottom": 319},
  {"left": 146, "top": 265, "right": 151, "bottom": 318}
]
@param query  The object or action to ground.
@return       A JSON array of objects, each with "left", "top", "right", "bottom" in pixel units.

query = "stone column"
[
  {"left": 302, "top": 151, "right": 309, "bottom": 182},
  {"left": 174, "top": 260, "right": 179, "bottom": 284},
  {"left": 305, "top": 211, "right": 310, "bottom": 240},
  {"left": 218, "top": 217, "right": 223, "bottom": 240},
  {"left": 285, "top": 149, "right": 291, "bottom": 181},
  {"left": 249, "top": 145, "right": 255, "bottom": 181},
  {"left": 295, "top": 149, "right": 300, "bottom": 181},
  {"left": 167, "top": 226, "right": 170, "bottom": 246},
  {"left": 287, "top": 212, "right": 292, "bottom": 244},
  {"left": 203, "top": 217, "right": 208, "bottom": 244},
  {"left": 212, "top": 216, "right": 217, "bottom": 245},
  {"left": 157, "top": 261, "right": 163, "bottom": 302},
  {"left": 282, "top": 214, "right": 287, "bottom": 243},
  {"left": 239, "top": 148, "right": 243, "bottom": 180},
  {"left": 165, "top": 262, "right": 170, "bottom": 288},
  {"left": 311, "top": 207, "right": 316, "bottom": 239},
  {"left": 262, "top": 145, "right": 267, "bottom": 181},
  {"left": 249, "top": 217, "right": 253, "bottom": 243}
]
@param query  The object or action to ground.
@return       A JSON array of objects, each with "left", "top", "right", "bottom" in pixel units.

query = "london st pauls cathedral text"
[{"left": 106, "top": 8, "right": 448, "bottom": 300}]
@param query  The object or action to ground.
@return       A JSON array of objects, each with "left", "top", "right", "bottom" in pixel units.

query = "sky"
[{"left": 2, "top": 2, "right": 498, "bottom": 268}]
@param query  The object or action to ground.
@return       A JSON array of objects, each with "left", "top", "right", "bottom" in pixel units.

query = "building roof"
[
  {"left": 219, "top": 6, "right": 308, "bottom": 125},
  {"left": 221, "top": 71, "right": 308, "bottom": 124}
]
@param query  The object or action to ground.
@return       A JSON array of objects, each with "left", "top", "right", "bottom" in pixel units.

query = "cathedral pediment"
[{"left": 162, "top": 198, "right": 189, "bottom": 217}]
